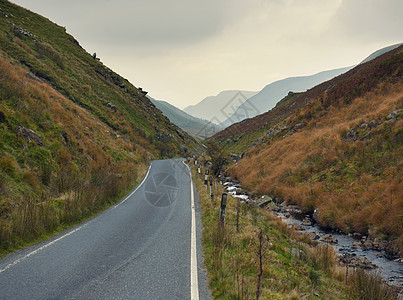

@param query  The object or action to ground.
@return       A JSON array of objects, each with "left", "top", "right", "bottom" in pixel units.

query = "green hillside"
[{"left": 0, "top": 0, "right": 198, "bottom": 253}]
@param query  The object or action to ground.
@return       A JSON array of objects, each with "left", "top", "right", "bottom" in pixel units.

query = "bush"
[
  {"left": 0, "top": 156, "right": 17, "bottom": 176},
  {"left": 349, "top": 269, "right": 398, "bottom": 300}
]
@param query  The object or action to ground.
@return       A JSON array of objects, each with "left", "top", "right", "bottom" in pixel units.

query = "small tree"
[{"left": 207, "top": 140, "right": 230, "bottom": 176}]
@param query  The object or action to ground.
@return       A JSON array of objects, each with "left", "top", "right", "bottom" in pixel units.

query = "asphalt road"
[{"left": 0, "top": 159, "right": 211, "bottom": 299}]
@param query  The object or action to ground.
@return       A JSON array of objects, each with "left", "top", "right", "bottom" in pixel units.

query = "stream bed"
[{"left": 222, "top": 178, "right": 403, "bottom": 293}]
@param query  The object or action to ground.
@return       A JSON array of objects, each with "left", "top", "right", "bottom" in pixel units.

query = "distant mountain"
[
  {"left": 221, "top": 66, "right": 353, "bottom": 126},
  {"left": 149, "top": 97, "right": 221, "bottom": 139},
  {"left": 360, "top": 42, "right": 402, "bottom": 64},
  {"left": 184, "top": 90, "right": 258, "bottom": 125}
]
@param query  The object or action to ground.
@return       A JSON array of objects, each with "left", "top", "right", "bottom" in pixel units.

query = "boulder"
[
  {"left": 320, "top": 234, "right": 338, "bottom": 244},
  {"left": 155, "top": 132, "right": 171, "bottom": 143},
  {"left": 355, "top": 257, "right": 377, "bottom": 269},
  {"left": 306, "top": 232, "right": 319, "bottom": 241},
  {"left": 16, "top": 126, "right": 43, "bottom": 146},
  {"left": 386, "top": 110, "right": 399, "bottom": 121},
  {"left": 292, "top": 224, "right": 305, "bottom": 231},
  {"left": 362, "top": 239, "right": 374, "bottom": 250},
  {"left": 293, "top": 123, "right": 303, "bottom": 130},
  {"left": 302, "top": 217, "right": 313, "bottom": 226},
  {"left": 266, "top": 201, "right": 280, "bottom": 212},
  {"left": 256, "top": 195, "right": 273, "bottom": 207},
  {"left": 180, "top": 145, "right": 188, "bottom": 153},
  {"left": 106, "top": 102, "right": 116, "bottom": 111}
]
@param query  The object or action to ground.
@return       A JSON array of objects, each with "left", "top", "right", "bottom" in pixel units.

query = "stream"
[{"left": 222, "top": 178, "right": 403, "bottom": 293}]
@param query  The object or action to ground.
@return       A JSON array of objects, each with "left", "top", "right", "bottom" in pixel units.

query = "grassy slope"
[
  {"left": 216, "top": 92, "right": 302, "bottom": 154},
  {"left": 227, "top": 47, "right": 403, "bottom": 253},
  {"left": 0, "top": 0, "right": 198, "bottom": 254}
]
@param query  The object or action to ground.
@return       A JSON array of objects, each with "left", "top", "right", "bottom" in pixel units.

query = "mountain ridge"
[
  {"left": 221, "top": 66, "right": 353, "bottom": 126},
  {"left": 149, "top": 97, "right": 221, "bottom": 138},
  {"left": 184, "top": 90, "right": 257, "bottom": 124}
]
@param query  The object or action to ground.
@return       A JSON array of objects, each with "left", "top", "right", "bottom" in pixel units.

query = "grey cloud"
[
  {"left": 13, "top": 0, "right": 242, "bottom": 47},
  {"left": 327, "top": 0, "right": 403, "bottom": 41}
]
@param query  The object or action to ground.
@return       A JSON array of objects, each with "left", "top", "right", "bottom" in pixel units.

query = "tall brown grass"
[
  {"left": 230, "top": 81, "right": 403, "bottom": 253},
  {"left": 0, "top": 162, "right": 143, "bottom": 251}
]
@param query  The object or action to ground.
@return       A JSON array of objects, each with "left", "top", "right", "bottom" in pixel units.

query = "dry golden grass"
[{"left": 230, "top": 81, "right": 403, "bottom": 252}]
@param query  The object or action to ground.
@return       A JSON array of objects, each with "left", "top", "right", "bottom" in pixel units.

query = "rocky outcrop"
[
  {"left": 338, "top": 254, "right": 377, "bottom": 269},
  {"left": 12, "top": 24, "right": 38, "bottom": 41},
  {"left": 155, "top": 132, "right": 171, "bottom": 143},
  {"left": 306, "top": 232, "right": 319, "bottom": 241},
  {"left": 343, "top": 110, "right": 401, "bottom": 141},
  {"left": 319, "top": 234, "right": 338, "bottom": 244},
  {"left": 106, "top": 102, "right": 116, "bottom": 111},
  {"left": 16, "top": 126, "right": 43, "bottom": 146},
  {"left": 301, "top": 216, "right": 313, "bottom": 226},
  {"left": 255, "top": 195, "right": 280, "bottom": 211}
]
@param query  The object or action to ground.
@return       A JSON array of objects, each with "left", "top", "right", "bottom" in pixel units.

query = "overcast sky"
[{"left": 10, "top": 0, "right": 403, "bottom": 108}]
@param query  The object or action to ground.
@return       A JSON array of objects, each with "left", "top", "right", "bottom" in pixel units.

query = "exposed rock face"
[
  {"left": 25, "top": 72, "right": 43, "bottom": 82},
  {"left": 155, "top": 132, "right": 171, "bottom": 143},
  {"left": 12, "top": 24, "right": 37, "bottom": 40},
  {"left": 230, "top": 153, "right": 240, "bottom": 162},
  {"left": 138, "top": 87, "right": 148, "bottom": 96},
  {"left": 387, "top": 110, "right": 400, "bottom": 121},
  {"left": 16, "top": 126, "right": 43, "bottom": 146},
  {"left": 106, "top": 102, "right": 116, "bottom": 111},
  {"left": 344, "top": 110, "right": 401, "bottom": 141}
]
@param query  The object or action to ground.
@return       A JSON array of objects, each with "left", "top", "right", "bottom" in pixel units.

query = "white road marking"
[
  {"left": 183, "top": 161, "right": 199, "bottom": 300},
  {"left": 0, "top": 222, "right": 90, "bottom": 274},
  {"left": 112, "top": 163, "right": 152, "bottom": 209},
  {"left": 0, "top": 163, "right": 153, "bottom": 274}
]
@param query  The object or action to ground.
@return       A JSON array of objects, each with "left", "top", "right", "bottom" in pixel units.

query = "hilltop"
[
  {"left": 216, "top": 45, "right": 403, "bottom": 253},
  {"left": 221, "top": 66, "right": 353, "bottom": 127},
  {"left": 184, "top": 90, "right": 257, "bottom": 124},
  {"left": 0, "top": 0, "right": 198, "bottom": 252},
  {"left": 149, "top": 97, "right": 221, "bottom": 139}
]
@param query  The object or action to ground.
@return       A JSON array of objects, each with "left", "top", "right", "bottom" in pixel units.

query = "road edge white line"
[
  {"left": 183, "top": 161, "right": 199, "bottom": 300},
  {"left": 0, "top": 163, "right": 153, "bottom": 274},
  {"left": 0, "top": 222, "right": 90, "bottom": 274},
  {"left": 112, "top": 163, "right": 152, "bottom": 209}
]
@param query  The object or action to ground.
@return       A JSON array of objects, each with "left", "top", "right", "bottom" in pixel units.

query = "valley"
[{"left": 0, "top": 0, "right": 402, "bottom": 299}]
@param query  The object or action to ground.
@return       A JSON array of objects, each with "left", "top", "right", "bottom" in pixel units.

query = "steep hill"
[
  {"left": 149, "top": 97, "right": 221, "bottom": 138},
  {"left": 223, "top": 45, "right": 403, "bottom": 253},
  {"left": 222, "top": 67, "right": 353, "bottom": 126},
  {"left": 184, "top": 90, "right": 257, "bottom": 124},
  {"left": 0, "top": 0, "right": 198, "bottom": 252}
]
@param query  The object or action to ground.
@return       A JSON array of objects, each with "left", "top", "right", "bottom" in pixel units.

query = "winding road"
[{"left": 0, "top": 159, "right": 210, "bottom": 299}]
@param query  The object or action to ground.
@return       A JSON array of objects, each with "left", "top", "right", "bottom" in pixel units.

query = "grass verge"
[
  {"left": 191, "top": 161, "right": 399, "bottom": 299},
  {"left": 0, "top": 164, "right": 147, "bottom": 258}
]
